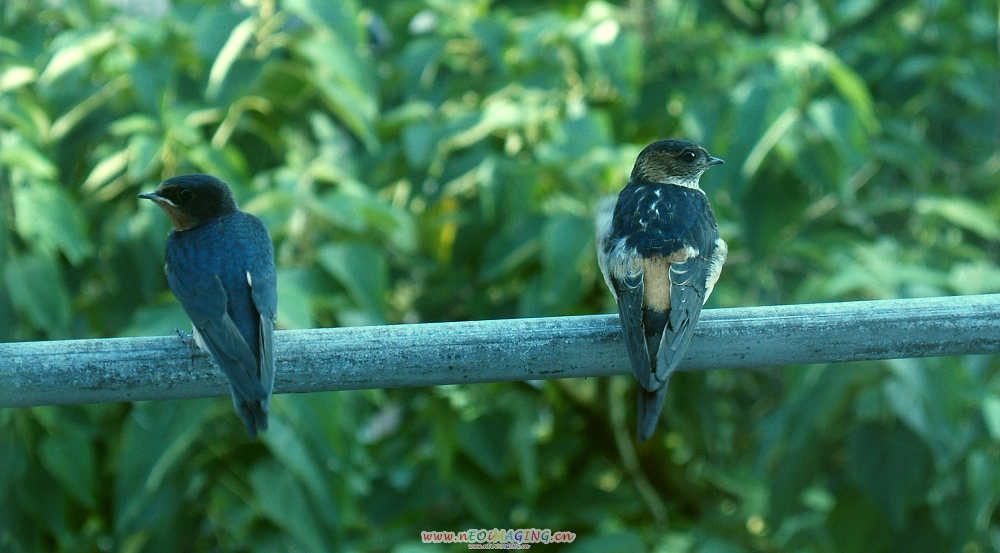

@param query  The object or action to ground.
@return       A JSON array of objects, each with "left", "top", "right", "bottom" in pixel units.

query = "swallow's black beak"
[{"left": 708, "top": 156, "right": 725, "bottom": 166}]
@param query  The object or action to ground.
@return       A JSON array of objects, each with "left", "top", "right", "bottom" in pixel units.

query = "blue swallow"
[
  {"left": 596, "top": 139, "right": 728, "bottom": 442},
  {"left": 140, "top": 174, "right": 277, "bottom": 439}
]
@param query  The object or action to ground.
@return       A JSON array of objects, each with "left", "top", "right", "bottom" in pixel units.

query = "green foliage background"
[{"left": 1, "top": 0, "right": 999, "bottom": 550}]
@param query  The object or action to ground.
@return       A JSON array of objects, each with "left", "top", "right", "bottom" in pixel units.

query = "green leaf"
[
  {"left": 38, "top": 28, "right": 117, "bottom": 85},
  {"left": 823, "top": 49, "right": 879, "bottom": 132},
  {"left": 0, "top": 434, "right": 28, "bottom": 503},
  {"left": 82, "top": 147, "right": 130, "bottom": 193},
  {"left": 206, "top": 17, "right": 255, "bottom": 100},
  {"left": 4, "top": 252, "right": 72, "bottom": 337},
  {"left": 127, "top": 133, "right": 161, "bottom": 180},
  {"left": 982, "top": 395, "right": 1000, "bottom": 441},
  {"left": 846, "top": 423, "right": 933, "bottom": 527},
  {"left": 576, "top": 6, "right": 641, "bottom": 102},
  {"left": 283, "top": 0, "right": 360, "bottom": 38},
  {"left": 479, "top": 215, "right": 543, "bottom": 282},
  {"left": 741, "top": 106, "right": 799, "bottom": 179},
  {"left": 805, "top": 98, "right": 870, "bottom": 172},
  {"left": 0, "top": 65, "right": 37, "bottom": 92},
  {"left": 0, "top": 133, "right": 58, "bottom": 179},
  {"left": 263, "top": 419, "right": 328, "bottom": 495},
  {"left": 317, "top": 242, "right": 388, "bottom": 323},
  {"left": 967, "top": 449, "right": 1000, "bottom": 530},
  {"left": 49, "top": 75, "right": 129, "bottom": 140},
  {"left": 915, "top": 197, "right": 1000, "bottom": 241},
  {"left": 539, "top": 213, "right": 593, "bottom": 314},
  {"left": 511, "top": 406, "right": 539, "bottom": 495},
  {"left": 13, "top": 181, "right": 94, "bottom": 265},
  {"left": 183, "top": 143, "right": 249, "bottom": 186},
  {"left": 314, "top": 184, "right": 417, "bottom": 252},
  {"left": 120, "top": 303, "right": 190, "bottom": 338},
  {"left": 452, "top": 462, "right": 513, "bottom": 523},
  {"left": 401, "top": 120, "right": 437, "bottom": 167},
  {"left": 293, "top": 30, "right": 378, "bottom": 149},
  {"left": 536, "top": 114, "right": 613, "bottom": 163},
  {"left": 457, "top": 413, "right": 510, "bottom": 480},
  {"left": 566, "top": 532, "right": 644, "bottom": 553},
  {"left": 826, "top": 487, "right": 892, "bottom": 553},
  {"left": 949, "top": 261, "right": 1000, "bottom": 295},
  {"left": 39, "top": 428, "right": 97, "bottom": 509},
  {"left": 276, "top": 267, "right": 319, "bottom": 330},
  {"left": 114, "top": 399, "right": 210, "bottom": 534},
  {"left": 262, "top": 416, "right": 341, "bottom": 531},
  {"left": 189, "top": 4, "right": 245, "bottom": 62},
  {"left": 251, "top": 459, "right": 331, "bottom": 553}
]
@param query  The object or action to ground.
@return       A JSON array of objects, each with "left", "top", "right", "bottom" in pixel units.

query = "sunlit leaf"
[
  {"left": 0, "top": 65, "right": 37, "bottom": 92},
  {"left": 916, "top": 197, "right": 1000, "bottom": 241},
  {"left": 49, "top": 75, "right": 129, "bottom": 140},
  {"left": 82, "top": 147, "right": 130, "bottom": 193},
  {"left": 206, "top": 17, "right": 255, "bottom": 100},
  {"left": 313, "top": 183, "right": 418, "bottom": 252},
  {"left": 823, "top": 49, "right": 879, "bottom": 132},
  {"left": 127, "top": 133, "right": 161, "bottom": 180},
  {"left": 38, "top": 28, "right": 117, "bottom": 84},
  {"left": 294, "top": 36, "right": 378, "bottom": 149},
  {"left": 0, "top": 133, "right": 58, "bottom": 178}
]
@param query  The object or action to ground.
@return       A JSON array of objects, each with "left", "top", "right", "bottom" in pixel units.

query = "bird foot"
[{"left": 173, "top": 328, "right": 196, "bottom": 348}]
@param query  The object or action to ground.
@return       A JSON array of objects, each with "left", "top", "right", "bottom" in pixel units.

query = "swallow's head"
[
  {"left": 630, "top": 139, "right": 724, "bottom": 189},
  {"left": 139, "top": 174, "right": 239, "bottom": 231}
]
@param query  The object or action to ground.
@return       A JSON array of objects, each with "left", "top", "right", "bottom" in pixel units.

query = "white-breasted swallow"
[
  {"left": 140, "top": 174, "right": 277, "bottom": 439},
  {"left": 596, "top": 139, "right": 727, "bottom": 442}
]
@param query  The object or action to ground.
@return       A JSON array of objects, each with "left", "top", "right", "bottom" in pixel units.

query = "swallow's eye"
[
  {"left": 680, "top": 150, "right": 697, "bottom": 163},
  {"left": 177, "top": 189, "right": 194, "bottom": 202}
]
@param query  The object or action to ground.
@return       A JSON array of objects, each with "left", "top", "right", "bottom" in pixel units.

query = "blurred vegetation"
[{"left": 1, "top": 0, "right": 999, "bottom": 550}]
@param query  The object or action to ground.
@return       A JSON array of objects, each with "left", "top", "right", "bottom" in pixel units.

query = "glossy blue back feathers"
[{"left": 608, "top": 182, "right": 720, "bottom": 259}]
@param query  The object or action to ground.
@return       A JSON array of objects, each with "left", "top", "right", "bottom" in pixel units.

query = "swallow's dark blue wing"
[
  {"left": 168, "top": 269, "right": 267, "bottom": 404},
  {"left": 655, "top": 258, "right": 708, "bottom": 378},
  {"left": 611, "top": 269, "right": 652, "bottom": 388},
  {"left": 597, "top": 198, "right": 656, "bottom": 390},
  {"left": 246, "top": 214, "right": 277, "bottom": 425}
]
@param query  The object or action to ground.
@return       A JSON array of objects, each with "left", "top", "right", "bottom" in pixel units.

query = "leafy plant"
[{"left": 1, "top": 0, "right": 998, "bottom": 551}]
